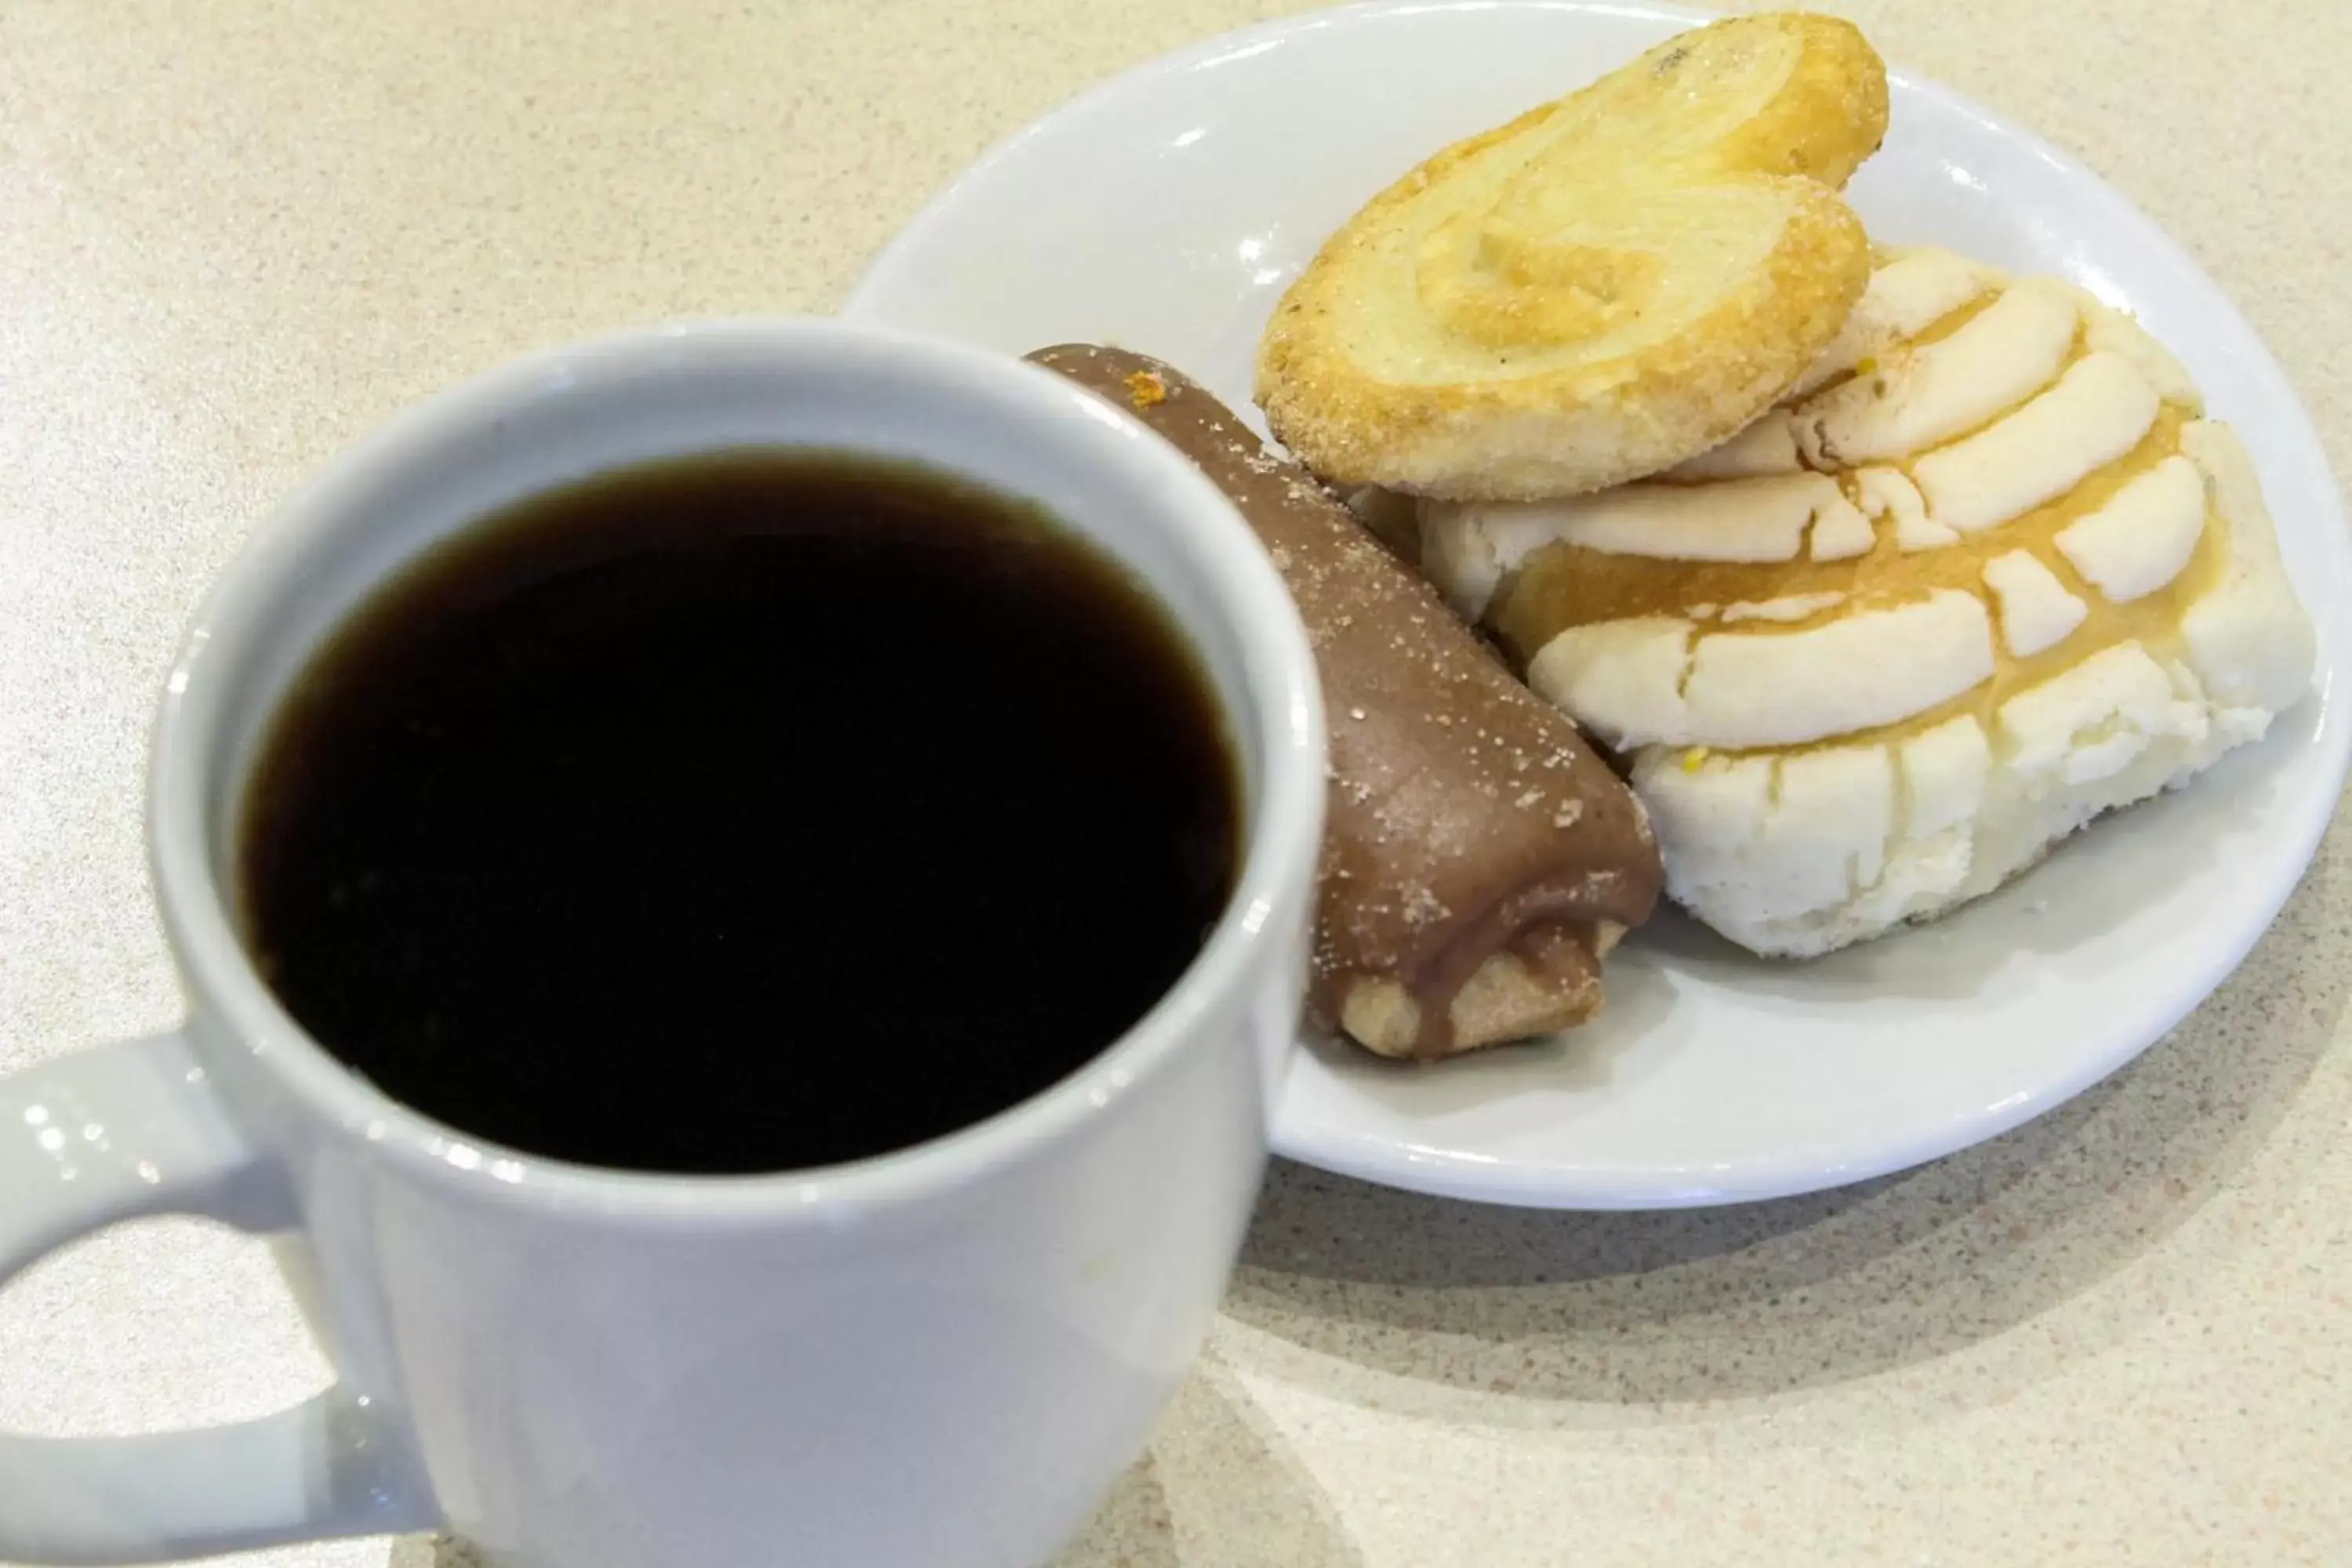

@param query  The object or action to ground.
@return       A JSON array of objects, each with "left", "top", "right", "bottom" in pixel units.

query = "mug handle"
[{"left": 0, "top": 1031, "right": 435, "bottom": 1564}]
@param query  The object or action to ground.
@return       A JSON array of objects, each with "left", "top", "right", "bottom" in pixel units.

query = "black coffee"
[{"left": 238, "top": 450, "right": 1241, "bottom": 1174}]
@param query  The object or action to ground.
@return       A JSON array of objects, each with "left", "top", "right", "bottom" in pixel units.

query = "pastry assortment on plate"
[{"left": 1045, "top": 12, "right": 2315, "bottom": 1053}]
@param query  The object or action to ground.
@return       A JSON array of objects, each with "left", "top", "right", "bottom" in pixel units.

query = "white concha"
[
  {"left": 1419, "top": 246, "right": 2316, "bottom": 956},
  {"left": 1908, "top": 352, "right": 2161, "bottom": 532},
  {"left": 1663, "top": 411, "right": 1805, "bottom": 481},
  {"left": 1788, "top": 246, "right": 2003, "bottom": 400},
  {"left": 1980, "top": 550, "right": 2087, "bottom": 656},
  {"left": 1793, "top": 278, "right": 2078, "bottom": 466},
  {"left": 2053, "top": 455, "right": 2205, "bottom": 601}
]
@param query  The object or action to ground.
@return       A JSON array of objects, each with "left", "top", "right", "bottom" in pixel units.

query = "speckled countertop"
[{"left": 3, "top": 2, "right": 2349, "bottom": 1564}]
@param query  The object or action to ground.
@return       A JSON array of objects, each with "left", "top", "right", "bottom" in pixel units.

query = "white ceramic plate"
[{"left": 847, "top": 0, "right": 2351, "bottom": 1208}]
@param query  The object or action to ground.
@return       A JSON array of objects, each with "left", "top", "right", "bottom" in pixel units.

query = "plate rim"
[{"left": 847, "top": 0, "right": 2352, "bottom": 1209}]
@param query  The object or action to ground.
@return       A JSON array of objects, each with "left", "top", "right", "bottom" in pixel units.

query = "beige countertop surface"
[{"left": 3, "top": 2, "right": 2350, "bottom": 1564}]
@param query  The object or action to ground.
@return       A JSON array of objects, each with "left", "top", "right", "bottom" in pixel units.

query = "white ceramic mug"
[{"left": 0, "top": 321, "right": 1325, "bottom": 1568}]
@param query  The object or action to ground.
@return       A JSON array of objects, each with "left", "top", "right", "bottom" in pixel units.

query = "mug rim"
[{"left": 147, "top": 317, "right": 1326, "bottom": 1221}]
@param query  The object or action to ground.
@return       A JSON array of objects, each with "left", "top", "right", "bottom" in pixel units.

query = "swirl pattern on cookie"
[
  {"left": 1257, "top": 13, "right": 1889, "bottom": 501},
  {"left": 1420, "top": 248, "right": 2317, "bottom": 956}
]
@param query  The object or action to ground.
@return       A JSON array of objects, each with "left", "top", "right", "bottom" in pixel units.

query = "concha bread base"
[{"left": 1592, "top": 422, "right": 2304, "bottom": 958}]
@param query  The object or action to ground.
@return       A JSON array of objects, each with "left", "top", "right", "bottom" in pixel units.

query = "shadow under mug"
[{"left": 0, "top": 320, "right": 1326, "bottom": 1568}]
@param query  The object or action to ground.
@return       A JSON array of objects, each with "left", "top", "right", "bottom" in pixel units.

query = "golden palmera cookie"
[
  {"left": 1257, "top": 13, "right": 1888, "bottom": 502},
  {"left": 1419, "top": 247, "right": 2316, "bottom": 956}
]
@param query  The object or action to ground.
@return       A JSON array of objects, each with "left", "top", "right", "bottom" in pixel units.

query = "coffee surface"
[{"left": 238, "top": 450, "right": 1240, "bottom": 1174}]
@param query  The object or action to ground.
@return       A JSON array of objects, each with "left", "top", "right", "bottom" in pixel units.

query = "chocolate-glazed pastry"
[{"left": 1028, "top": 345, "right": 1662, "bottom": 1059}]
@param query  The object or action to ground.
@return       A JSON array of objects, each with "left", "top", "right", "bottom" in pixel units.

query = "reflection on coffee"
[{"left": 238, "top": 451, "right": 1242, "bottom": 1174}]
